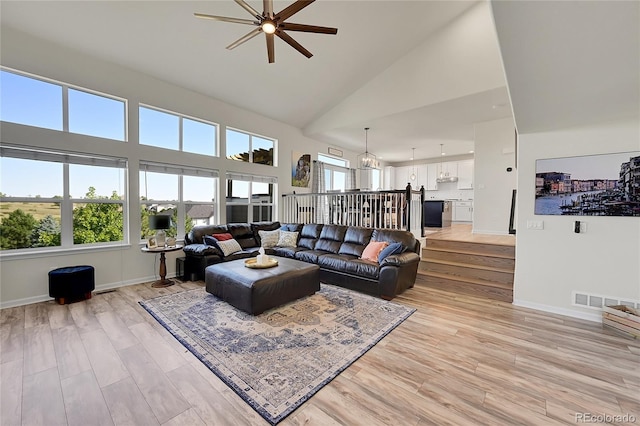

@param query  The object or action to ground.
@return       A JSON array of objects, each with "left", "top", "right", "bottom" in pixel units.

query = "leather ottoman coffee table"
[{"left": 205, "top": 257, "right": 320, "bottom": 315}]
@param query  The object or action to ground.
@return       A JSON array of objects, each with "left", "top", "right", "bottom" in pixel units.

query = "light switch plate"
[{"left": 526, "top": 220, "right": 544, "bottom": 230}]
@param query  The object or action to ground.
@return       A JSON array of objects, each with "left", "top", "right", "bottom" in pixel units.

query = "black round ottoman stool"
[{"left": 48, "top": 265, "right": 95, "bottom": 305}]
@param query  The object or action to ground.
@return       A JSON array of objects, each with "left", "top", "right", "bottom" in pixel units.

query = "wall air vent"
[{"left": 572, "top": 291, "right": 640, "bottom": 311}]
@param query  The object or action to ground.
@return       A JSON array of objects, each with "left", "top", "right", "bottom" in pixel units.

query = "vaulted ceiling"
[{"left": 1, "top": 1, "right": 515, "bottom": 163}]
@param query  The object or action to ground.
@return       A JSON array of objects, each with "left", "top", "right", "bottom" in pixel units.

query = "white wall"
[
  {"left": 0, "top": 28, "right": 358, "bottom": 307},
  {"left": 514, "top": 119, "right": 640, "bottom": 321},
  {"left": 473, "top": 117, "right": 517, "bottom": 234}
]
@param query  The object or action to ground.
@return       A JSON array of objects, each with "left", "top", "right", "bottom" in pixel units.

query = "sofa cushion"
[
  {"left": 295, "top": 249, "right": 329, "bottom": 264},
  {"left": 317, "top": 254, "right": 379, "bottom": 279},
  {"left": 251, "top": 221, "right": 281, "bottom": 246},
  {"left": 183, "top": 243, "right": 221, "bottom": 257},
  {"left": 361, "top": 241, "right": 389, "bottom": 262},
  {"left": 280, "top": 223, "right": 303, "bottom": 233},
  {"left": 298, "top": 224, "right": 323, "bottom": 250},
  {"left": 277, "top": 231, "right": 298, "bottom": 247},
  {"left": 338, "top": 227, "right": 373, "bottom": 257},
  {"left": 258, "top": 229, "right": 280, "bottom": 248},
  {"left": 228, "top": 223, "right": 258, "bottom": 249},
  {"left": 371, "top": 229, "right": 418, "bottom": 253},
  {"left": 378, "top": 242, "right": 405, "bottom": 262},
  {"left": 272, "top": 246, "right": 304, "bottom": 258},
  {"left": 315, "top": 225, "right": 347, "bottom": 254},
  {"left": 187, "top": 224, "right": 228, "bottom": 245}
]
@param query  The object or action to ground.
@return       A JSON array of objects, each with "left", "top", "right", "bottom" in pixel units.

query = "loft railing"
[{"left": 281, "top": 184, "right": 425, "bottom": 238}]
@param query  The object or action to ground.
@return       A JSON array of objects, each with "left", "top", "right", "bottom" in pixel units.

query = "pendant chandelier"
[{"left": 357, "top": 127, "right": 379, "bottom": 169}]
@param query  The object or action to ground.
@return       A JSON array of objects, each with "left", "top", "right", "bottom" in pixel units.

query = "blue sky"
[
  {"left": 1, "top": 69, "right": 219, "bottom": 201},
  {"left": 536, "top": 152, "right": 639, "bottom": 180}
]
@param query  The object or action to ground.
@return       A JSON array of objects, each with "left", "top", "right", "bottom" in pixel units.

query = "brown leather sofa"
[{"left": 182, "top": 221, "right": 420, "bottom": 300}]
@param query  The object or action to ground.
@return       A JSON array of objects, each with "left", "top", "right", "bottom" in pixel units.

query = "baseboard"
[
  {"left": 0, "top": 273, "right": 175, "bottom": 309},
  {"left": 513, "top": 299, "right": 602, "bottom": 323}
]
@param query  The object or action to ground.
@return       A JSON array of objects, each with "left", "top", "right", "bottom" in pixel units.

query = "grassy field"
[{"left": 0, "top": 202, "right": 61, "bottom": 222}]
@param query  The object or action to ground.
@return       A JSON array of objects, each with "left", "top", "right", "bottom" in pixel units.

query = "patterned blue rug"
[{"left": 140, "top": 284, "right": 415, "bottom": 425}]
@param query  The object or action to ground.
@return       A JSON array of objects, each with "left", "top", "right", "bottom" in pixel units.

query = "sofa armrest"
[
  {"left": 183, "top": 244, "right": 222, "bottom": 257},
  {"left": 378, "top": 252, "right": 420, "bottom": 299},
  {"left": 380, "top": 251, "right": 419, "bottom": 267}
]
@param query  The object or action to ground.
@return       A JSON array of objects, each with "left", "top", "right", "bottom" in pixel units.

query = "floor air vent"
[{"left": 573, "top": 291, "right": 639, "bottom": 311}]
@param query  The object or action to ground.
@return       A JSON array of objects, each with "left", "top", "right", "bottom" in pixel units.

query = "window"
[
  {"left": 68, "top": 88, "right": 125, "bottom": 140},
  {"left": 318, "top": 153, "right": 348, "bottom": 168},
  {"left": 0, "top": 68, "right": 126, "bottom": 141},
  {"left": 225, "top": 173, "right": 276, "bottom": 223},
  {"left": 0, "top": 69, "right": 63, "bottom": 131},
  {"left": 226, "top": 128, "right": 276, "bottom": 166},
  {"left": 139, "top": 162, "right": 218, "bottom": 240},
  {"left": 139, "top": 105, "right": 217, "bottom": 156},
  {"left": 0, "top": 146, "right": 127, "bottom": 251}
]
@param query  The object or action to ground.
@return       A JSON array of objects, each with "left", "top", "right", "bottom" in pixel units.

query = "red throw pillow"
[
  {"left": 212, "top": 232, "right": 233, "bottom": 241},
  {"left": 361, "top": 241, "right": 389, "bottom": 263}
]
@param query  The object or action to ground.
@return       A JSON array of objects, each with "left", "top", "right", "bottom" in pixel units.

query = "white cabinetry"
[
  {"left": 394, "top": 166, "right": 411, "bottom": 190},
  {"left": 441, "top": 161, "right": 458, "bottom": 179},
  {"left": 425, "top": 163, "right": 438, "bottom": 190},
  {"left": 457, "top": 159, "right": 474, "bottom": 189},
  {"left": 453, "top": 200, "right": 473, "bottom": 222}
]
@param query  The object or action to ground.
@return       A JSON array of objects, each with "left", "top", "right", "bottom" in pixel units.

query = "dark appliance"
[{"left": 423, "top": 200, "right": 452, "bottom": 228}]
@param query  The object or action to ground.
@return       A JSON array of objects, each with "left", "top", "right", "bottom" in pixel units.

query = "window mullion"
[
  {"left": 62, "top": 85, "right": 69, "bottom": 132},
  {"left": 61, "top": 163, "right": 73, "bottom": 247}
]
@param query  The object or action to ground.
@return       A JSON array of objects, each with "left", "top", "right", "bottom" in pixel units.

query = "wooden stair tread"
[
  {"left": 419, "top": 270, "right": 513, "bottom": 290},
  {"left": 427, "top": 236, "right": 515, "bottom": 248},
  {"left": 421, "top": 258, "right": 514, "bottom": 274},
  {"left": 423, "top": 246, "right": 515, "bottom": 260}
]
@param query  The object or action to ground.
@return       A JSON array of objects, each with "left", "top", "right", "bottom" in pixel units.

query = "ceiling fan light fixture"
[{"left": 262, "top": 20, "right": 276, "bottom": 34}]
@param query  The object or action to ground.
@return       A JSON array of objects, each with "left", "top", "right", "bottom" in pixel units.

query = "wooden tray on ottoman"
[{"left": 602, "top": 305, "right": 640, "bottom": 339}]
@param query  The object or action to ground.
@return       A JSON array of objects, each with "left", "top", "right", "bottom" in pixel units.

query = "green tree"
[
  {"left": 73, "top": 187, "right": 123, "bottom": 244},
  {"left": 0, "top": 209, "right": 37, "bottom": 249},
  {"left": 31, "top": 215, "right": 61, "bottom": 247}
]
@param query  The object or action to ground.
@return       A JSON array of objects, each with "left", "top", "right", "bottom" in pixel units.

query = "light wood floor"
[
  {"left": 2, "top": 276, "right": 638, "bottom": 426},
  {"left": 425, "top": 223, "right": 516, "bottom": 246}
]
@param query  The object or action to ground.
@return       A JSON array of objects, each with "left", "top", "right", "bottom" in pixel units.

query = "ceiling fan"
[{"left": 195, "top": 0, "right": 338, "bottom": 63}]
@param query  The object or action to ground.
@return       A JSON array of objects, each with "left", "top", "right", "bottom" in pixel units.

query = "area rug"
[{"left": 139, "top": 284, "right": 415, "bottom": 425}]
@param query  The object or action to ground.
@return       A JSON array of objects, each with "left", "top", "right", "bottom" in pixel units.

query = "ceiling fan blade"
[
  {"left": 234, "top": 0, "right": 262, "bottom": 20},
  {"left": 275, "top": 0, "right": 315, "bottom": 22},
  {"left": 226, "top": 28, "right": 262, "bottom": 50},
  {"left": 194, "top": 13, "right": 257, "bottom": 26},
  {"left": 276, "top": 30, "right": 312, "bottom": 58},
  {"left": 279, "top": 22, "right": 338, "bottom": 34},
  {"left": 266, "top": 33, "right": 275, "bottom": 63},
  {"left": 263, "top": 0, "right": 273, "bottom": 19}
]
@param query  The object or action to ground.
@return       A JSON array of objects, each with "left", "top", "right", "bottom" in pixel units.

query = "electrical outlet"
[{"left": 526, "top": 220, "right": 544, "bottom": 230}]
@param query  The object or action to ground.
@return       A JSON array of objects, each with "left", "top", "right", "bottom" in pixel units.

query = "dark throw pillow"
[{"left": 378, "top": 242, "right": 404, "bottom": 263}]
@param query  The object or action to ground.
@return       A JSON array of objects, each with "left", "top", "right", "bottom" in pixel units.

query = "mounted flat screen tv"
[{"left": 535, "top": 151, "right": 640, "bottom": 217}]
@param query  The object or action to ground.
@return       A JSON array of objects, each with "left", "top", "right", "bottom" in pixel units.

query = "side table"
[{"left": 141, "top": 245, "right": 183, "bottom": 288}]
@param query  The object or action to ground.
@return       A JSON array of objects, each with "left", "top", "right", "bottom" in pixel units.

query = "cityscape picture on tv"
[{"left": 535, "top": 151, "right": 640, "bottom": 216}]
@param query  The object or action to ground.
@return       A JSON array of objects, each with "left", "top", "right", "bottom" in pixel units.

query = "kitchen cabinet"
[
  {"left": 441, "top": 161, "right": 458, "bottom": 179},
  {"left": 425, "top": 163, "right": 438, "bottom": 190},
  {"left": 394, "top": 166, "right": 412, "bottom": 190},
  {"left": 457, "top": 159, "right": 474, "bottom": 189},
  {"left": 453, "top": 200, "right": 473, "bottom": 222}
]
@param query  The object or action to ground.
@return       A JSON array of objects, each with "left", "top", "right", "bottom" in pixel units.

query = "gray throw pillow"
[
  {"left": 258, "top": 229, "right": 280, "bottom": 248},
  {"left": 277, "top": 231, "right": 298, "bottom": 248}
]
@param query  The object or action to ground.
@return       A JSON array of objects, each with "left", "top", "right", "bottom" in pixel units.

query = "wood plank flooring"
[{"left": 1, "top": 277, "right": 638, "bottom": 425}]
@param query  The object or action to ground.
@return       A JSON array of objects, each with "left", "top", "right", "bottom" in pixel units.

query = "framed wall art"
[{"left": 535, "top": 151, "right": 640, "bottom": 216}]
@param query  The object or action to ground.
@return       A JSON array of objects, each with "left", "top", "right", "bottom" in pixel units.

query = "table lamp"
[{"left": 149, "top": 215, "right": 171, "bottom": 247}]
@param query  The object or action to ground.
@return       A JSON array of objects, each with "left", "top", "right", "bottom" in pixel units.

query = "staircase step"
[
  {"left": 418, "top": 271, "right": 513, "bottom": 302},
  {"left": 419, "top": 269, "right": 513, "bottom": 290},
  {"left": 421, "top": 258, "right": 514, "bottom": 282},
  {"left": 426, "top": 239, "right": 515, "bottom": 259},
  {"left": 422, "top": 247, "right": 515, "bottom": 269}
]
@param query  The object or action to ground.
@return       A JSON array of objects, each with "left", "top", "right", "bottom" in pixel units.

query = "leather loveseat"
[{"left": 182, "top": 221, "right": 420, "bottom": 300}]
